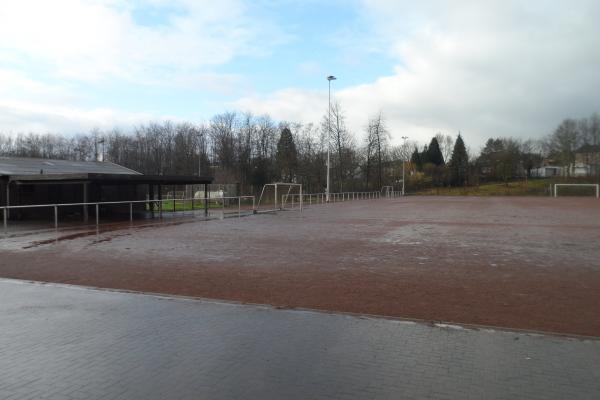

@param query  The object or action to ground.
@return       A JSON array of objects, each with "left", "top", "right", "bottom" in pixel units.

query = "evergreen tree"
[
  {"left": 410, "top": 148, "right": 422, "bottom": 171},
  {"left": 426, "top": 137, "right": 445, "bottom": 166},
  {"left": 276, "top": 127, "right": 298, "bottom": 182},
  {"left": 420, "top": 145, "right": 429, "bottom": 165},
  {"left": 449, "top": 134, "right": 469, "bottom": 186}
]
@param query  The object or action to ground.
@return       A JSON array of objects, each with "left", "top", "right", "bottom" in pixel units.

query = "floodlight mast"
[
  {"left": 401, "top": 136, "right": 408, "bottom": 196},
  {"left": 326, "top": 75, "right": 337, "bottom": 202}
]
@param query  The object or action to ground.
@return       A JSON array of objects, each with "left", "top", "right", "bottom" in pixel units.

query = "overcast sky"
[{"left": 1, "top": 0, "right": 599, "bottom": 148}]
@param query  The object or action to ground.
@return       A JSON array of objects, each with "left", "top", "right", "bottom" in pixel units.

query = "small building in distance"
[
  {"left": 532, "top": 146, "right": 600, "bottom": 178},
  {"left": 571, "top": 144, "right": 600, "bottom": 176},
  {"left": 531, "top": 165, "right": 563, "bottom": 178},
  {"left": 0, "top": 156, "right": 213, "bottom": 221}
]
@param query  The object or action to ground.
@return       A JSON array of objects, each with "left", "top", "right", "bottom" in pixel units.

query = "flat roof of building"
[
  {"left": 0, "top": 156, "right": 140, "bottom": 176},
  {"left": 8, "top": 173, "right": 213, "bottom": 185},
  {"left": 0, "top": 157, "right": 214, "bottom": 185}
]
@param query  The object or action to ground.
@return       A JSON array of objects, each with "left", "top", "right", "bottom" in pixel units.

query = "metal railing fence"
[
  {"left": 1, "top": 196, "right": 256, "bottom": 233},
  {"left": 2, "top": 189, "right": 404, "bottom": 235},
  {"left": 282, "top": 190, "right": 402, "bottom": 209}
]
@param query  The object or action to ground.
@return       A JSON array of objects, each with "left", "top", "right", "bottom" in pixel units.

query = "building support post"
[
  {"left": 191, "top": 185, "right": 194, "bottom": 213},
  {"left": 6, "top": 183, "right": 9, "bottom": 219},
  {"left": 158, "top": 185, "right": 162, "bottom": 218},
  {"left": 149, "top": 185, "right": 155, "bottom": 218},
  {"left": 204, "top": 184, "right": 208, "bottom": 217},
  {"left": 83, "top": 183, "right": 88, "bottom": 222}
]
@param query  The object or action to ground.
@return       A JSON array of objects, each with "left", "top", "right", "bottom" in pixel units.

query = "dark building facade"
[{"left": 0, "top": 157, "right": 213, "bottom": 221}]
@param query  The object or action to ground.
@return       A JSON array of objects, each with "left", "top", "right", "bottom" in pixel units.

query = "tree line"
[
  {"left": 1, "top": 109, "right": 598, "bottom": 193},
  {"left": 408, "top": 113, "right": 600, "bottom": 187}
]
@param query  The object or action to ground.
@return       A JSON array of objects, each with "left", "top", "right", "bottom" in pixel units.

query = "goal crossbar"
[
  {"left": 553, "top": 183, "right": 599, "bottom": 198},
  {"left": 257, "top": 183, "right": 303, "bottom": 212}
]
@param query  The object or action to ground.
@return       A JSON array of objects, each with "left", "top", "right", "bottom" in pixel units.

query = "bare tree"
[
  {"left": 364, "top": 113, "right": 389, "bottom": 190},
  {"left": 322, "top": 101, "right": 355, "bottom": 192},
  {"left": 435, "top": 132, "right": 454, "bottom": 164}
]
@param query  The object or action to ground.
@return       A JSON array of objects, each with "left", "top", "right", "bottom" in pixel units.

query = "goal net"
[
  {"left": 553, "top": 184, "right": 599, "bottom": 198},
  {"left": 256, "top": 183, "right": 303, "bottom": 213},
  {"left": 381, "top": 186, "right": 393, "bottom": 198}
]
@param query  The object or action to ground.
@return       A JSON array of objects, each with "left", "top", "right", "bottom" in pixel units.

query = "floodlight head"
[{"left": 327, "top": 75, "right": 337, "bottom": 81}]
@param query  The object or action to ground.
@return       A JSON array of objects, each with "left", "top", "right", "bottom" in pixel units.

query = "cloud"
[
  {"left": 0, "top": 99, "right": 171, "bottom": 135},
  {"left": 235, "top": 0, "right": 600, "bottom": 148},
  {"left": 0, "top": 0, "right": 287, "bottom": 85},
  {"left": 0, "top": 0, "right": 288, "bottom": 133}
]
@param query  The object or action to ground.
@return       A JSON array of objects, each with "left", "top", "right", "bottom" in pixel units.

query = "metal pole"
[
  {"left": 129, "top": 202, "right": 133, "bottom": 222},
  {"left": 3, "top": 207, "right": 6, "bottom": 232},
  {"left": 300, "top": 185, "right": 303, "bottom": 212},
  {"left": 402, "top": 160, "right": 405, "bottom": 196},
  {"left": 95, "top": 204, "right": 99, "bottom": 227},
  {"left": 326, "top": 79, "right": 331, "bottom": 203},
  {"left": 401, "top": 136, "right": 408, "bottom": 196},
  {"left": 54, "top": 205, "right": 58, "bottom": 229},
  {"left": 326, "top": 76, "right": 337, "bottom": 202}
]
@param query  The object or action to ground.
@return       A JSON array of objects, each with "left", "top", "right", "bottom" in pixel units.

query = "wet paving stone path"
[{"left": 1, "top": 279, "right": 599, "bottom": 400}]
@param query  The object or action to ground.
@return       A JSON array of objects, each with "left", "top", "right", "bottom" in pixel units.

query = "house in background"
[
  {"left": 570, "top": 144, "right": 600, "bottom": 176},
  {"left": 531, "top": 165, "right": 564, "bottom": 178},
  {"left": 532, "top": 145, "right": 600, "bottom": 178}
]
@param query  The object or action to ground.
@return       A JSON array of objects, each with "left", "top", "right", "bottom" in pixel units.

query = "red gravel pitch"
[{"left": 1, "top": 196, "right": 599, "bottom": 336}]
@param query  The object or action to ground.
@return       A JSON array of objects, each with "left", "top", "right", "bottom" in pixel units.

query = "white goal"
[
  {"left": 381, "top": 186, "right": 393, "bottom": 198},
  {"left": 256, "top": 183, "right": 303, "bottom": 213},
  {"left": 553, "top": 184, "right": 599, "bottom": 198}
]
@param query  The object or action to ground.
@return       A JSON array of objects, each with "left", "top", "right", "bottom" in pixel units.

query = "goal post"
[
  {"left": 256, "top": 183, "right": 303, "bottom": 213},
  {"left": 381, "top": 186, "right": 392, "bottom": 198},
  {"left": 553, "top": 184, "right": 599, "bottom": 198}
]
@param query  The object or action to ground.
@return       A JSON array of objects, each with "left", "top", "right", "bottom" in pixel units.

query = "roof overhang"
[{"left": 8, "top": 173, "right": 214, "bottom": 185}]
